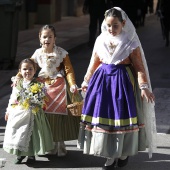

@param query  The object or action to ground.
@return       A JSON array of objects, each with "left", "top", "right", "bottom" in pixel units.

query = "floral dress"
[{"left": 3, "top": 79, "right": 54, "bottom": 156}]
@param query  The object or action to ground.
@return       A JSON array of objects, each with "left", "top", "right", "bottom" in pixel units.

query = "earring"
[{"left": 40, "top": 43, "right": 42, "bottom": 46}]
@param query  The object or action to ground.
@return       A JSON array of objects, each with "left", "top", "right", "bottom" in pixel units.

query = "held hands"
[
  {"left": 141, "top": 88, "right": 155, "bottom": 103},
  {"left": 81, "top": 81, "right": 88, "bottom": 92}
]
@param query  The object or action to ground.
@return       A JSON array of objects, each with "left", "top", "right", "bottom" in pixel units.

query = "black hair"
[
  {"left": 105, "top": 8, "right": 123, "bottom": 22},
  {"left": 39, "top": 25, "right": 56, "bottom": 38}
]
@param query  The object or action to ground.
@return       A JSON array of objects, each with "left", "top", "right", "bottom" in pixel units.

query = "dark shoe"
[
  {"left": 117, "top": 156, "right": 129, "bottom": 167},
  {"left": 102, "top": 160, "right": 116, "bottom": 170},
  {"left": 26, "top": 156, "right": 36, "bottom": 164},
  {"left": 14, "top": 156, "right": 26, "bottom": 164}
]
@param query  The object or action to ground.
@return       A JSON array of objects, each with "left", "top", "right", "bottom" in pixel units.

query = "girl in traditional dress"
[
  {"left": 15, "top": 25, "right": 82, "bottom": 156},
  {"left": 3, "top": 58, "right": 54, "bottom": 164},
  {"left": 78, "top": 7, "right": 157, "bottom": 170}
]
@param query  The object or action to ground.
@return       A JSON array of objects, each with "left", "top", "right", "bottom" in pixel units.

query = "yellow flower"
[
  {"left": 21, "top": 99, "right": 30, "bottom": 110},
  {"left": 30, "top": 83, "right": 40, "bottom": 94},
  {"left": 32, "top": 106, "right": 39, "bottom": 114}
]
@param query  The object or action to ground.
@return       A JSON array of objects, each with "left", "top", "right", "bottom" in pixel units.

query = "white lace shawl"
[
  {"left": 31, "top": 45, "right": 68, "bottom": 79},
  {"left": 94, "top": 7, "right": 157, "bottom": 158}
]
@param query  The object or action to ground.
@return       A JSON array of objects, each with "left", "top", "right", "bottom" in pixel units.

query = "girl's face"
[
  {"left": 105, "top": 16, "right": 125, "bottom": 36},
  {"left": 19, "top": 63, "right": 36, "bottom": 81},
  {"left": 39, "top": 29, "right": 56, "bottom": 51}
]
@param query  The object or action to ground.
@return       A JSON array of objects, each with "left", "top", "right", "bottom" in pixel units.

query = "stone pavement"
[{"left": 0, "top": 12, "right": 170, "bottom": 169}]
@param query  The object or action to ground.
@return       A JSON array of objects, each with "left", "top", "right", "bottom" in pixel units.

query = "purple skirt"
[{"left": 82, "top": 63, "right": 137, "bottom": 128}]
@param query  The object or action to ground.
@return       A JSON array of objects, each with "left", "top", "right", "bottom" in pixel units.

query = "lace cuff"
[
  {"left": 140, "top": 83, "right": 149, "bottom": 90},
  {"left": 81, "top": 81, "right": 88, "bottom": 87}
]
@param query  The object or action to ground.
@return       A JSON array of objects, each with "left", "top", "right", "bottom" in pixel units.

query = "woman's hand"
[
  {"left": 81, "top": 81, "right": 88, "bottom": 92},
  {"left": 141, "top": 88, "right": 155, "bottom": 103}
]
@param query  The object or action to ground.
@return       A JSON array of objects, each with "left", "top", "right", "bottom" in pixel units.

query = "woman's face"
[{"left": 105, "top": 16, "right": 125, "bottom": 36}]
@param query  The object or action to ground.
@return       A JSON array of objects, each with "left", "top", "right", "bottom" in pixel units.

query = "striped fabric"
[{"left": 45, "top": 78, "right": 67, "bottom": 115}]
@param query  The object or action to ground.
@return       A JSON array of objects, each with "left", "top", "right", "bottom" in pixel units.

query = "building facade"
[{"left": 19, "top": 0, "right": 84, "bottom": 30}]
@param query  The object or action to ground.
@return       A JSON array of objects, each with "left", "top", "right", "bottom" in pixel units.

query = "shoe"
[
  {"left": 47, "top": 142, "right": 58, "bottom": 155},
  {"left": 117, "top": 156, "right": 129, "bottom": 167},
  {"left": 47, "top": 141, "right": 67, "bottom": 157},
  {"left": 102, "top": 161, "right": 116, "bottom": 170},
  {"left": 14, "top": 156, "right": 26, "bottom": 164},
  {"left": 57, "top": 141, "right": 67, "bottom": 157},
  {"left": 26, "top": 156, "right": 36, "bottom": 164}
]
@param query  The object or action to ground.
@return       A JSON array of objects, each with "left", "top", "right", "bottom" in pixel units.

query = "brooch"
[{"left": 108, "top": 42, "right": 117, "bottom": 55}]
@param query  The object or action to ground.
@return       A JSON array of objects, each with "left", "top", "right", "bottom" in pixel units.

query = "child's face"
[
  {"left": 19, "top": 63, "right": 36, "bottom": 81},
  {"left": 105, "top": 16, "right": 125, "bottom": 36},
  {"left": 39, "top": 29, "right": 56, "bottom": 51}
]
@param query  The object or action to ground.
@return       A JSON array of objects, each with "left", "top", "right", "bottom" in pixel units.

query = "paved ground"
[{"left": 0, "top": 11, "right": 170, "bottom": 170}]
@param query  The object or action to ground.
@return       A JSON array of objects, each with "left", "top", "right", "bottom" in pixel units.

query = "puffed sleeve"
[
  {"left": 63, "top": 54, "right": 76, "bottom": 87},
  {"left": 129, "top": 47, "right": 148, "bottom": 86}
]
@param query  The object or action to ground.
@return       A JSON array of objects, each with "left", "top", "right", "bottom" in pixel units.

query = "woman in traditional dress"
[{"left": 78, "top": 7, "right": 157, "bottom": 170}]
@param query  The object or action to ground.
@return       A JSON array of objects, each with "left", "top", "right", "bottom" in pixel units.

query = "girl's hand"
[
  {"left": 81, "top": 81, "right": 88, "bottom": 92},
  {"left": 70, "top": 84, "right": 78, "bottom": 93},
  {"left": 11, "top": 76, "right": 20, "bottom": 87},
  {"left": 141, "top": 88, "right": 155, "bottom": 103},
  {"left": 5, "top": 113, "right": 9, "bottom": 121}
]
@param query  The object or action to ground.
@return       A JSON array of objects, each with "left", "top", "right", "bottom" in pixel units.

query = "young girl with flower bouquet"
[{"left": 3, "top": 58, "right": 54, "bottom": 164}]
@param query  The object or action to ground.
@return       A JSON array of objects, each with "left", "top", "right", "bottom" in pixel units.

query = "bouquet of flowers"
[{"left": 12, "top": 82, "right": 48, "bottom": 114}]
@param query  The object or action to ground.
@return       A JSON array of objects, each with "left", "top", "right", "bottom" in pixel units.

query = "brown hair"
[
  {"left": 19, "top": 58, "right": 37, "bottom": 71},
  {"left": 105, "top": 8, "right": 123, "bottom": 22},
  {"left": 39, "top": 25, "right": 56, "bottom": 38}
]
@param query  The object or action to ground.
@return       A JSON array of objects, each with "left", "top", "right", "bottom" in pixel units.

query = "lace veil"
[{"left": 99, "top": 7, "right": 157, "bottom": 158}]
